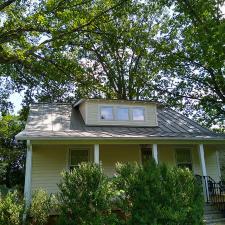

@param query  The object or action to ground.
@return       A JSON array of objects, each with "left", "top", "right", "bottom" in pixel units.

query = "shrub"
[
  {"left": 57, "top": 163, "right": 118, "bottom": 225},
  {"left": 0, "top": 190, "right": 24, "bottom": 225},
  {"left": 115, "top": 160, "right": 204, "bottom": 225},
  {"left": 28, "top": 189, "right": 53, "bottom": 225}
]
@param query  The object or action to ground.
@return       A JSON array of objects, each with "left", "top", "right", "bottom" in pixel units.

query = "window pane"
[
  {"left": 141, "top": 145, "right": 152, "bottom": 164},
  {"left": 176, "top": 149, "right": 192, "bottom": 170},
  {"left": 132, "top": 108, "right": 144, "bottom": 121},
  {"left": 116, "top": 108, "right": 129, "bottom": 120},
  {"left": 176, "top": 149, "right": 191, "bottom": 163},
  {"left": 100, "top": 107, "right": 113, "bottom": 120},
  {"left": 177, "top": 163, "right": 192, "bottom": 171},
  {"left": 71, "top": 150, "right": 88, "bottom": 166}
]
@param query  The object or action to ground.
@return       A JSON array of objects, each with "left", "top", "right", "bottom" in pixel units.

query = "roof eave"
[{"left": 15, "top": 135, "right": 225, "bottom": 144}]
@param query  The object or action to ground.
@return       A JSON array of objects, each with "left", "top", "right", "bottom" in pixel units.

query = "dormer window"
[
  {"left": 116, "top": 107, "right": 129, "bottom": 121},
  {"left": 132, "top": 107, "right": 145, "bottom": 121},
  {"left": 100, "top": 106, "right": 113, "bottom": 120},
  {"left": 100, "top": 105, "right": 145, "bottom": 121}
]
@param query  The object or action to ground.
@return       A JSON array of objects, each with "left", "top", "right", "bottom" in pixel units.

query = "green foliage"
[
  {"left": 115, "top": 161, "right": 204, "bottom": 225},
  {"left": 0, "top": 190, "right": 24, "bottom": 225},
  {"left": 155, "top": 0, "right": 225, "bottom": 128},
  {"left": 0, "top": 0, "right": 130, "bottom": 110},
  {"left": 57, "top": 163, "right": 118, "bottom": 225},
  {"left": 0, "top": 114, "right": 25, "bottom": 188},
  {"left": 1, "top": 0, "right": 224, "bottom": 129},
  {"left": 28, "top": 189, "right": 53, "bottom": 225}
]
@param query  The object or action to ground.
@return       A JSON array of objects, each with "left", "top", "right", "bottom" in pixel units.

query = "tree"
[
  {"left": 0, "top": 114, "right": 25, "bottom": 188},
  {"left": 1, "top": 0, "right": 224, "bottom": 129},
  {"left": 0, "top": 0, "right": 130, "bottom": 112},
  {"left": 153, "top": 0, "right": 225, "bottom": 128},
  {"left": 68, "top": 1, "right": 165, "bottom": 100}
]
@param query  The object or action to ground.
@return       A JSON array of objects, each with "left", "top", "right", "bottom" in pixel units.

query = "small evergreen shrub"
[
  {"left": 115, "top": 161, "right": 204, "bottom": 225},
  {"left": 0, "top": 190, "right": 24, "bottom": 225},
  {"left": 57, "top": 163, "right": 118, "bottom": 225}
]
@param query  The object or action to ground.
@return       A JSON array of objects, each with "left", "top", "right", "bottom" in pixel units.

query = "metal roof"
[{"left": 15, "top": 103, "right": 225, "bottom": 141}]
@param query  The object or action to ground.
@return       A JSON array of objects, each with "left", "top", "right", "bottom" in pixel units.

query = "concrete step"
[
  {"left": 204, "top": 212, "right": 224, "bottom": 220},
  {"left": 204, "top": 204, "right": 225, "bottom": 225},
  {"left": 205, "top": 204, "right": 217, "bottom": 211},
  {"left": 204, "top": 217, "right": 225, "bottom": 225},
  {"left": 205, "top": 210, "right": 223, "bottom": 214}
]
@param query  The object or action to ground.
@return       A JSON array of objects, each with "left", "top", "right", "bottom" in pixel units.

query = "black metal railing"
[{"left": 195, "top": 175, "right": 225, "bottom": 211}]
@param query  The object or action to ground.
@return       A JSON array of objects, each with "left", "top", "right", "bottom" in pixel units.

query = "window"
[
  {"left": 70, "top": 149, "right": 89, "bottom": 169},
  {"left": 141, "top": 145, "right": 152, "bottom": 164},
  {"left": 175, "top": 148, "right": 192, "bottom": 170},
  {"left": 99, "top": 105, "right": 146, "bottom": 122},
  {"left": 100, "top": 106, "right": 113, "bottom": 120},
  {"left": 116, "top": 107, "right": 129, "bottom": 120},
  {"left": 132, "top": 107, "right": 145, "bottom": 121}
]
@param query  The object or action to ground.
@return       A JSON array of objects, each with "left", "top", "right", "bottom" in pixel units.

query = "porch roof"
[{"left": 15, "top": 103, "right": 225, "bottom": 143}]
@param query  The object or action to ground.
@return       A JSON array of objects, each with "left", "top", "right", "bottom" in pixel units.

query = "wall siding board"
[
  {"left": 79, "top": 102, "right": 86, "bottom": 123},
  {"left": 32, "top": 144, "right": 220, "bottom": 194},
  {"left": 32, "top": 145, "right": 67, "bottom": 194},
  {"left": 83, "top": 101, "right": 157, "bottom": 127}
]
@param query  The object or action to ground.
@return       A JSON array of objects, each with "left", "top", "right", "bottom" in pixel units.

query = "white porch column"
[
  {"left": 198, "top": 144, "right": 209, "bottom": 201},
  {"left": 152, "top": 144, "right": 158, "bottom": 164},
  {"left": 216, "top": 150, "right": 221, "bottom": 178},
  {"left": 94, "top": 144, "right": 100, "bottom": 164},
  {"left": 24, "top": 140, "right": 32, "bottom": 206}
]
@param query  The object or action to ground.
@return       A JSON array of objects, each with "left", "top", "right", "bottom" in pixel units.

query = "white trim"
[
  {"left": 152, "top": 144, "right": 158, "bottom": 164},
  {"left": 94, "top": 144, "right": 100, "bottom": 164},
  {"left": 24, "top": 140, "right": 32, "bottom": 206}
]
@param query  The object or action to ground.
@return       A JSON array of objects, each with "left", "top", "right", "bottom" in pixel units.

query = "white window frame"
[
  {"left": 115, "top": 107, "right": 129, "bottom": 121},
  {"left": 131, "top": 107, "right": 145, "bottom": 121},
  {"left": 99, "top": 105, "right": 146, "bottom": 122},
  {"left": 175, "top": 148, "right": 193, "bottom": 170},
  {"left": 69, "top": 147, "right": 90, "bottom": 170}
]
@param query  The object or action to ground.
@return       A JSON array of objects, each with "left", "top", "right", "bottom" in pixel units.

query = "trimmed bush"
[
  {"left": 0, "top": 190, "right": 24, "bottom": 225},
  {"left": 28, "top": 189, "right": 53, "bottom": 225},
  {"left": 0, "top": 189, "right": 55, "bottom": 225},
  {"left": 57, "top": 163, "right": 118, "bottom": 225},
  {"left": 115, "top": 160, "right": 204, "bottom": 225}
]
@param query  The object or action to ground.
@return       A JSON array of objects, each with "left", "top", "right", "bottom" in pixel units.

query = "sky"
[{"left": 9, "top": 4, "right": 225, "bottom": 115}]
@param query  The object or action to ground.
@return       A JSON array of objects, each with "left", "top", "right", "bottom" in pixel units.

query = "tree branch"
[{"left": 0, "top": 0, "right": 16, "bottom": 11}]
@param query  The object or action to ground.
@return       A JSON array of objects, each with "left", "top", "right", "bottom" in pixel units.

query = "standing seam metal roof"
[{"left": 15, "top": 103, "right": 225, "bottom": 141}]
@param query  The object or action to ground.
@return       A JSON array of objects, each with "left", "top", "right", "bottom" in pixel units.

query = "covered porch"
[{"left": 24, "top": 140, "right": 223, "bottom": 204}]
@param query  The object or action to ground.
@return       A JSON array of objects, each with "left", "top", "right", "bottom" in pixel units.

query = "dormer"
[{"left": 74, "top": 99, "right": 158, "bottom": 127}]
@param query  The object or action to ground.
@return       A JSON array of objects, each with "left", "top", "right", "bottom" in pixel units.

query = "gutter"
[{"left": 15, "top": 135, "right": 225, "bottom": 145}]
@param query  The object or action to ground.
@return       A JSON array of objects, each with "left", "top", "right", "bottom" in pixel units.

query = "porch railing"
[{"left": 195, "top": 175, "right": 225, "bottom": 211}]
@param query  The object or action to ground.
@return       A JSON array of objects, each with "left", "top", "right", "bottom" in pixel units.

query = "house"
[{"left": 16, "top": 99, "right": 225, "bottom": 205}]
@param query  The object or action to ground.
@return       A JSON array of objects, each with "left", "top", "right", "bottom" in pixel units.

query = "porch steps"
[{"left": 204, "top": 204, "right": 225, "bottom": 225}]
